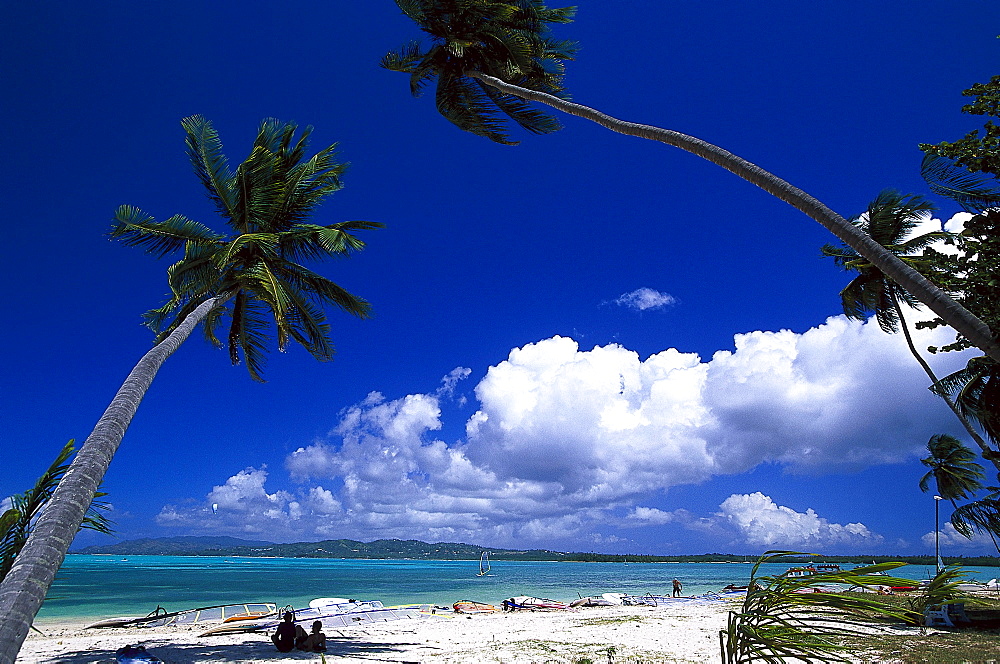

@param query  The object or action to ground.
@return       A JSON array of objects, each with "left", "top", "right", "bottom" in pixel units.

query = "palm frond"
[
  {"left": 478, "top": 78, "right": 562, "bottom": 134},
  {"left": 922, "top": 154, "right": 1000, "bottom": 213},
  {"left": 720, "top": 551, "right": 915, "bottom": 663},
  {"left": 181, "top": 115, "right": 237, "bottom": 219},
  {"left": 951, "top": 495, "right": 1000, "bottom": 544},
  {"left": 437, "top": 71, "right": 520, "bottom": 144},
  {"left": 110, "top": 207, "right": 222, "bottom": 258},
  {"left": 228, "top": 293, "right": 271, "bottom": 382}
]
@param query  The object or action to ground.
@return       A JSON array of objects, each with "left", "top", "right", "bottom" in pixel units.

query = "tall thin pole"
[{"left": 934, "top": 495, "right": 943, "bottom": 573}]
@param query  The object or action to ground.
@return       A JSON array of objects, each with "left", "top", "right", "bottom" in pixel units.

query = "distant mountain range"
[{"left": 73, "top": 536, "right": 567, "bottom": 560}]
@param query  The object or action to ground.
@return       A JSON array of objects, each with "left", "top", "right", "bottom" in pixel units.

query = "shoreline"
[{"left": 19, "top": 602, "right": 736, "bottom": 663}]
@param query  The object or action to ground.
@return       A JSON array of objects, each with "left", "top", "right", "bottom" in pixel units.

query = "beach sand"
[{"left": 18, "top": 602, "right": 736, "bottom": 663}]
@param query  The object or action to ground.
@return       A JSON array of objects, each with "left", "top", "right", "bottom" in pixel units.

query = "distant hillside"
[
  {"left": 74, "top": 537, "right": 566, "bottom": 560},
  {"left": 73, "top": 536, "right": 275, "bottom": 555}
]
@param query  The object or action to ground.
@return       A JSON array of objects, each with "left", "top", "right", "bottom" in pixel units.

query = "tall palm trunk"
[
  {"left": 892, "top": 300, "right": 997, "bottom": 469},
  {"left": 468, "top": 72, "right": 1000, "bottom": 364},
  {"left": 0, "top": 295, "right": 227, "bottom": 663}
]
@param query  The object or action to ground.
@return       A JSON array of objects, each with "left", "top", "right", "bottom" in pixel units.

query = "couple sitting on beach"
[{"left": 271, "top": 613, "right": 326, "bottom": 653}]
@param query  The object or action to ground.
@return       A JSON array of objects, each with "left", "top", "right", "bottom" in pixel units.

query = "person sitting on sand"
[
  {"left": 271, "top": 612, "right": 297, "bottom": 653},
  {"left": 296, "top": 620, "right": 326, "bottom": 652}
]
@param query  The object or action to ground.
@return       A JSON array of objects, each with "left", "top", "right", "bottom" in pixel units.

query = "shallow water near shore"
[{"left": 38, "top": 554, "right": 996, "bottom": 624}]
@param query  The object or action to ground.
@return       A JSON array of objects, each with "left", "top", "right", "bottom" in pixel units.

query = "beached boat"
[
  {"left": 85, "top": 602, "right": 277, "bottom": 629},
  {"left": 477, "top": 551, "right": 491, "bottom": 577},
  {"left": 569, "top": 596, "right": 616, "bottom": 607},
  {"left": 784, "top": 563, "right": 841, "bottom": 578},
  {"left": 501, "top": 596, "right": 572, "bottom": 611},
  {"left": 198, "top": 598, "right": 436, "bottom": 637},
  {"left": 453, "top": 600, "right": 497, "bottom": 614}
]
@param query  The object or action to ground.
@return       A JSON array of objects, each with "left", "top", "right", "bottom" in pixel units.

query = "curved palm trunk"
[
  {"left": 892, "top": 300, "right": 997, "bottom": 469},
  {"left": 468, "top": 72, "right": 1000, "bottom": 364},
  {"left": 0, "top": 295, "right": 227, "bottom": 664}
]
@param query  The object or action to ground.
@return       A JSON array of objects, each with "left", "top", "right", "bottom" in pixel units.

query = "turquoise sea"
[{"left": 38, "top": 555, "right": 1000, "bottom": 624}]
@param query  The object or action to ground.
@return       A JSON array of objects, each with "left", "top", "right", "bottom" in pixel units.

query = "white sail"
[{"left": 477, "top": 551, "right": 491, "bottom": 576}]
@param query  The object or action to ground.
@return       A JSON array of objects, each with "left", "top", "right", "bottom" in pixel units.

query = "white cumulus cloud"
[
  {"left": 716, "top": 492, "right": 881, "bottom": 547},
  {"left": 158, "top": 305, "right": 974, "bottom": 548}
]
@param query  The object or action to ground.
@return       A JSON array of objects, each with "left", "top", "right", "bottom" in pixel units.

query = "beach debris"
[{"left": 115, "top": 644, "right": 161, "bottom": 663}]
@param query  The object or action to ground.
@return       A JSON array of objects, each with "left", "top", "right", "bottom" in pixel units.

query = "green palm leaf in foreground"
[
  {"left": 0, "top": 441, "right": 112, "bottom": 582},
  {"left": 0, "top": 117, "right": 381, "bottom": 663},
  {"left": 384, "top": 0, "right": 1000, "bottom": 364},
  {"left": 720, "top": 551, "right": 916, "bottom": 664}
]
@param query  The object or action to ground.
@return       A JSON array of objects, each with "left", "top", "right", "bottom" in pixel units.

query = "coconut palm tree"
[
  {"left": 820, "top": 191, "right": 995, "bottom": 465},
  {"left": 0, "top": 116, "right": 381, "bottom": 662},
  {"left": 919, "top": 434, "right": 985, "bottom": 506},
  {"left": 382, "top": 0, "right": 1000, "bottom": 363}
]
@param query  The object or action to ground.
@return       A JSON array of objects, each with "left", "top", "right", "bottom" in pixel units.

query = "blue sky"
[{"left": 3, "top": 2, "right": 999, "bottom": 556}]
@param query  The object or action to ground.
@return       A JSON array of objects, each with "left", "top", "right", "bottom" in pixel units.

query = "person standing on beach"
[{"left": 672, "top": 578, "right": 682, "bottom": 597}]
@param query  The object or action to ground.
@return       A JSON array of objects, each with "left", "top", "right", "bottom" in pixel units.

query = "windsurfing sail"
[
  {"left": 198, "top": 599, "right": 439, "bottom": 637},
  {"left": 477, "top": 551, "right": 491, "bottom": 576},
  {"left": 86, "top": 603, "right": 277, "bottom": 629}
]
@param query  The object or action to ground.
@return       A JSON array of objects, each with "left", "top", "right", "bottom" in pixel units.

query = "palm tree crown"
[
  {"left": 919, "top": 433, "right": 985, "bottom": 504},
  {"left": 820, "top": 190, "right": 948, "bottom": 333},
  {"left": 381, "top": 0, "right": 578, "bottom": 144},
  {"left": 110, "top": 116, "right": 382, "bottom": 381}
]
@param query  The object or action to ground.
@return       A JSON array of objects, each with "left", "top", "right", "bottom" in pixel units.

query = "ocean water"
[{"left": 36, "top": 555, "right": 999, "bottom": 623}]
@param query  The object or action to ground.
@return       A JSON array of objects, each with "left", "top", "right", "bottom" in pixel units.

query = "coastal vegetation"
[
  {"left": 70, "top": 536, "right": 1000, "bottom": 566},
  {"left": 0, "top": 118, "right": 382, "bottom": 661}
]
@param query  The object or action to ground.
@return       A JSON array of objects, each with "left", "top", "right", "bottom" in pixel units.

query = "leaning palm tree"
[
  {"left": 0, "top": 116, "right": 381, "bottom": 662},
  {"left": 382, "top": 0, "right": 1000, "bottom": 363},
  {"left": 820, "top": 191, "right": 994, "bottom": 465}
]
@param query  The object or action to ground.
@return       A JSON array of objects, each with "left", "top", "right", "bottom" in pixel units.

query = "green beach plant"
[
  {"left": 719, "top": 551, "right": 914, "bottom": 664},
  {"left": 0, "top": 440, "right": 112, "bottom": 582},
  {"left": 898, "top": 565, "right": 970, "bottom": 626},
  {"left": 382, "top": 0, "right": 1000, "bottom": 364},
  {"left": 0, "top": 116, "right": 381, "bottom": 663}
]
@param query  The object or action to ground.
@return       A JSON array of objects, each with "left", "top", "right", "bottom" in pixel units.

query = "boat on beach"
[
  {"left": 501, "top": 596, "right": 572, "bottom": 611},
  {"left": 570, "top": 593, "right": 626, "bottom": 607},
  {"left": 784, "top": 563, "right": 842, "bottom": 578},
  {"left": 84, "top": 602, "right": 277, "bottom": 629},
  {"left": 198, "top": 598, "right": 438, "bottom": 637}
]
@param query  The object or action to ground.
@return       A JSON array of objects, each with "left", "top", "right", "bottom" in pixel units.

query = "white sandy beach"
[{"left": 18, "top": 602, "right": 736, "bottom": 663}]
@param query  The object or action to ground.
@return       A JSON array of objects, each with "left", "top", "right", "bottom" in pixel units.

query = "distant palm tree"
[
  {"left": 820, "top": 191, "right": 994, "bottom": 465},
  {"left": 919, "top": 434, "right": 985, "bottom": 507},
  {"left": 382, "top": 0, "right": 1000, "bottom": 363},
  {"left": 0, "top": 116, "right": 381, "bottom": 662}
]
